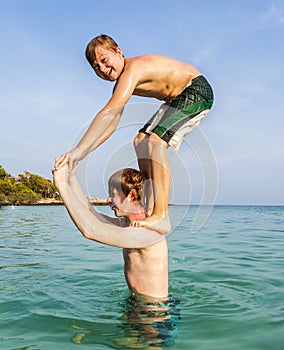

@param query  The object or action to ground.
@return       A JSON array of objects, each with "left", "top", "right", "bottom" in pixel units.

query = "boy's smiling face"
[{"left": 93, "top": 45, "right": 124, "bottom": 81}]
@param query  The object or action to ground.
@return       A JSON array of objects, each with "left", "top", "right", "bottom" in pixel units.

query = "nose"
[
  {"left": 94, "top": 62, "right": 106, "bottom": 74},
  {"left": 99, "top": 64, "right": 106, "bottom": 72},
  {"left": 107, "top": 196, "right": 112, "bottom": 205}
]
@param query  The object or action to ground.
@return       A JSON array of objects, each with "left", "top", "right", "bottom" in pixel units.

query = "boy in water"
[
  {"left": 54, "top": 34, "right": 214, "bottom": 234},
  {"left": 53, "top": 166, "right": 179, "bottom": 347},
  {"left": 53, "top": 165, "right": 168, "bottom": 299},
  {"left": 107, "top": 168, "right": 168, "bottom": 299}
]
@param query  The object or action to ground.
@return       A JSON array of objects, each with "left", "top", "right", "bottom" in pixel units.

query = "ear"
[
  {"left": 116, "top": 46, "right": 123, "bottom": 56},
  {"left": 128, "top": 189, "right": 138, "bottom": 202}
]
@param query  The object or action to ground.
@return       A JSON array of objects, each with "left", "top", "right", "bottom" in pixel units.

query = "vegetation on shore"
[
  {"left": 0, "top": 165, "right": 107, "bottom": 206},
  {"left": 0, "top": 165, "right": 60, "bottom": 205}
]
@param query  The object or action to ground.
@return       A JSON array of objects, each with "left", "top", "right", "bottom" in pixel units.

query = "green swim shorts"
[{"left": 139, "top": 75, "right": 214, "bottom": 151}]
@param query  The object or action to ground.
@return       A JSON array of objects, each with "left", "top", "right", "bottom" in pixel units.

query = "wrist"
[{"left": 74, "top": 145, "right": 88, "bottom": 160}]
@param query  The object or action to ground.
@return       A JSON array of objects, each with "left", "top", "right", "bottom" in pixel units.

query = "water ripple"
[{"left": 1, "top": 206, "right": 284, "bottom": 349}]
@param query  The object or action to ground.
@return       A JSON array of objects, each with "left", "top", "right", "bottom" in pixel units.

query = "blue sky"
[{"left": 1, "top": 0, "right": 283, "bottom": 205}]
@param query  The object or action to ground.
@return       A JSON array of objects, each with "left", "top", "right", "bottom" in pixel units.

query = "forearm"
[
  {"left": 54, "top": 167, "right": 163, "bottom": 248},
  {"left": 68, "top": 173, "right": 92, "bottom": 209},
  {"left": 54, "top": 171, "right": 94, "bottom": 233},
  {"left": 76, "top": 107, "right": 123, "bottom": 158}
]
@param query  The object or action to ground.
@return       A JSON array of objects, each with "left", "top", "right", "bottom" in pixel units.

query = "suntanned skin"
[
  {"left": 107, "top": 186, "right": 168, "bottom": 299},
  {"left": 123, "top": 241, "right": 168, "bottom": 299},
  {"left": 111, "top": 54, "right": 200, "bottom": 102},
  {"left": 54, "top": 44, "right": 201, "bottom": 234},
  {"left": 53, "top": 164, "right": 168, "bottom": 299}
]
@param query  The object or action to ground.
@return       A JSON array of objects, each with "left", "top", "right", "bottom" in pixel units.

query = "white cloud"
[{"left": 259, "top": 1, "right": 284, "bottom": 27}]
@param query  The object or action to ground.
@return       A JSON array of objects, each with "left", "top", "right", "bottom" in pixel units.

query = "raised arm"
[
  {"left": 53, "top": 165, "right": 163, "bottom": 248},
  {"left": 54, "top": 63, "right": 140, "bottom": 172}
]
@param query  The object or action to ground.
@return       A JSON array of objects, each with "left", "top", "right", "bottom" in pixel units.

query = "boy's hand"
[
  {"left": 53, "top": 147, "right": 84, "bottom": 173},
  {"left": 53, "top": 153, "right": 68, "bottom": 171},
  {"left": 52, "top": 163, "right": 67, "bottom": 189},
  {"left": 53, "top": 160, "right": 78, "bottom": 187}
]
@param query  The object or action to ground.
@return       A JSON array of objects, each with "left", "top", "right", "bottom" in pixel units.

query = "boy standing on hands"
[{"left": 54, "top": 34, "right": 214, "bottom": 234}]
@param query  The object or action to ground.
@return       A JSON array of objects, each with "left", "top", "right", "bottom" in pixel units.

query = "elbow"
[
  {"left": 76, "top": 225, "right": 94, "bottom": 240},
  {"left": 81, "top": 230, "right": 93, "bottom": 240}
]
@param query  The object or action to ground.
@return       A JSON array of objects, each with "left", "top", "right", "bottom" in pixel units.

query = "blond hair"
[{"left": 85, "top": 34, "right": 120, "bottom": 68}]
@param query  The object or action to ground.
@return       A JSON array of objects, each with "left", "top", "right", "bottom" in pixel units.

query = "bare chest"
[{"left": 122, "top": 242, "right": 168, "bottom": 272}]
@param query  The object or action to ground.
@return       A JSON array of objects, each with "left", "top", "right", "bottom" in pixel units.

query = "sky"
[{"left": 0, "top": 0, "right": 283, "bottom": 205}]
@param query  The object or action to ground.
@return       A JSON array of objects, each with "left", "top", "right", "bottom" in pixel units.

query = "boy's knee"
[
  {"left": 134, "top": 132, "right": 147, "bottom": 148},
  {"left": 134, "top": 132, "right": 167, "bottom": 153},
  {"left": 148, "top": 133, "right": 167, "bottom": 149}
]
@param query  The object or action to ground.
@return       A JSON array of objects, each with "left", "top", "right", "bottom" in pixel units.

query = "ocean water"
[{"left": 0, "top": 205, "right": 283, "bottom": 350}]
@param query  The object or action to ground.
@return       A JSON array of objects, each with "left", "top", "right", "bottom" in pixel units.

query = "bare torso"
[
  {"left": 123, "top": 238, "right": 168, "bottom": 299},
  {"left": 122, "top": 54, "right": 201, "bottom": 102},
  {"left": 97, "top": 53, "right": 201, "bottom": 123}
]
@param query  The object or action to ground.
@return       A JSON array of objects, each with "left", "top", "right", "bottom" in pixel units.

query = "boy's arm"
[
  {"left": 54, "top": 63, "right": 140, "bottom": 172},
  {"left": 53, "top": 165, "right": 163, "bottom": 248},
  {"left": 65, "top": 165, "right": 124, "bottom": 227}
]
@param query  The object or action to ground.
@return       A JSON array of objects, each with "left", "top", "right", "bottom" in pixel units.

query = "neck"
[{"left": 128, "top": 211, "right": 147, "bottom": 222}]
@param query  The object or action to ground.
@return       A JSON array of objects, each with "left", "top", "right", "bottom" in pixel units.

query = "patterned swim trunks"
[
  {"left": 124, "top": 293, "right": 181, "bottom": 347},
  {"left": 139, "top": 75, "right": 214, "bottom": 151}
]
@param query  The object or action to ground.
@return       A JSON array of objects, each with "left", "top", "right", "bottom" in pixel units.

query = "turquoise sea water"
[{"left": 0, "top": 205, "right": 284, "bottom": 349}]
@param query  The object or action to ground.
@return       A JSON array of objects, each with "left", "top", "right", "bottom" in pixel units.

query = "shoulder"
[
  {"left": 125, "top": 54, "right": 169, "bottom": 64},
  {"left": 125, "top": 55, "right": 184, "bottom": 74},
  {"left": 120, "top": 55, "right": 171, "bottom": 80},
  {"left": 124, "top": 54, "right": 164, "bottom": 69}
]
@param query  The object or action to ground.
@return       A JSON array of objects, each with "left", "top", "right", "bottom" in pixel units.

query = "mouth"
[
  {"left": 109, "top": 204, "right": 121, "bottom": 218},
  {"left": 103, "top": 68, "right": 112, "bottom": 79},
  {"left": 109, "top": 203, "right": 117, "bottom": 211}
]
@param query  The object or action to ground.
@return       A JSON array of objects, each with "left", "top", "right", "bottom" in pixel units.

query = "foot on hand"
[{"left": 135, "top": 213, "right": 171, "bottom": 235}]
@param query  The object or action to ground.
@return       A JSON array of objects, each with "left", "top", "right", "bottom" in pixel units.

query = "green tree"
[
  {"left": 0, "top": 165, "right": 11, "bottom": 179},
  {"left": 15, "top": 183, "right": 41, "bottom": 203},
  {"left": 0, "top": 178, "right": 16, "bottom": 195},
  {"left": 17, "top": 171, "right": 57, "bottom": 198},
  {"left": 0, "top": 166, "right": 60, "bottom": 204}
]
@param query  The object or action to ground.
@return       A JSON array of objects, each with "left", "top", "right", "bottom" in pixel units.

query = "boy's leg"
[
  {"left": 134, "top": 132, "right": 171, "bottom": 234},
  {"left": 134, "top": 132, "right": 154, "bottom": 216}
]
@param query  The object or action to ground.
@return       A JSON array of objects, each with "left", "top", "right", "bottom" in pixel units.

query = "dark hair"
[
  {"left": 108, "top": 168, "right": 145, "bottom": 204},
  {"left": 85, "top": 34, "right": 120, "bottom": 68}
]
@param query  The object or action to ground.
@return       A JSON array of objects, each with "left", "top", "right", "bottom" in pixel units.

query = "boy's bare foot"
[{"left": 131, "top": 213, "right": 171, "bottom": 235}]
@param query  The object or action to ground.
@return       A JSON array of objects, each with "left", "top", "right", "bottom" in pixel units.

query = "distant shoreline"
[
  {"left": 0, "top": 197, "right": 108, "bottom": 206},
  {"left": 1, "top": 201, "right": 283, "bottom": 207}
]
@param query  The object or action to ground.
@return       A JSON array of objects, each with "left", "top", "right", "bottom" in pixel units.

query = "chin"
[
  {"left": 107, "top": 76, "right": 116, "bottom": 82},
  {"left": 113, "top": 209, "right": 122, "bottom": 217}
]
